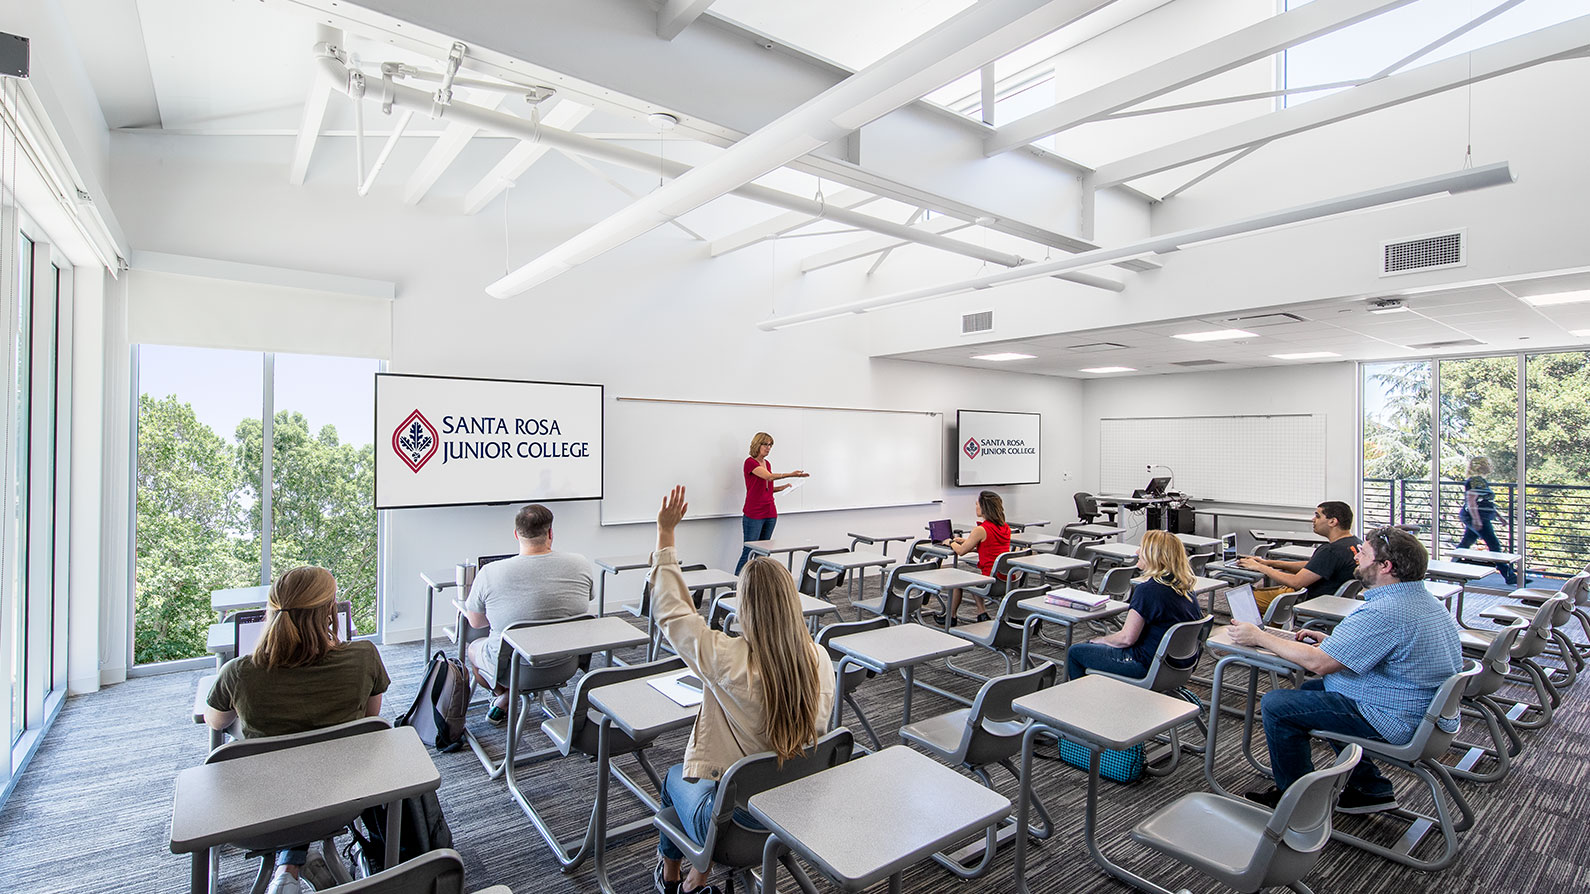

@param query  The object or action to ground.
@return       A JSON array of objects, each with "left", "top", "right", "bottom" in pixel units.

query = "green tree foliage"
[{"left": 135, "top": 399, "right": 376, "bottom": 663}]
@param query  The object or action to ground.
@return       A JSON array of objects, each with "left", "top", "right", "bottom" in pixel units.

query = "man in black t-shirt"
[{"left": 1237, "top": 501, "right": 1362, "bottom": 611}]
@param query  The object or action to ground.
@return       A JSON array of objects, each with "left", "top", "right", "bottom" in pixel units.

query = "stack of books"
[{"left": 1045, "top": 588, "right": 1110, "bottom": 611}]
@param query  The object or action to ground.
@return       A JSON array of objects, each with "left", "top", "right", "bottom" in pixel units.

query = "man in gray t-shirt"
[{"left": 462, "top": 503, "right": 593, "bottom": 719}]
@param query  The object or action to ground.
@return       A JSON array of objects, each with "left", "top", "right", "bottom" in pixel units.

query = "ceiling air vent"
[
  {"left": 1171, "top": 359, "right": 1226, "bottom": 367},
  {"left": 1381, "top": 229, "right": 1465, "bottom": 277},
  {"left": 1222, "top": 312, "right": 1308, "bottom": 326},
  {"left": 1406, "top": 338, "right": 1486, "bottom": 350},
  {"left": 1067, "top": 341, "right": 1131, "bottom": 353},
  {"left": 961, "top": 310, "right": 994, "bottom": 335}
]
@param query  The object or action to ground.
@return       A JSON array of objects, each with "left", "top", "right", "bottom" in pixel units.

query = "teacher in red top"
[{"left": 737, "top": 432, "right": 809, "bottom": 573}]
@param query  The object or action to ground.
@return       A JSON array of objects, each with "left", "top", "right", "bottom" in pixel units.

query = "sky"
[{"left": 138, "top": 346, "right": 379, "bottom": 447}]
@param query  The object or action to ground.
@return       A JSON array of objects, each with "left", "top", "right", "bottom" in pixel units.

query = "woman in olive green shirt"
[{"left": 205, "top": 566, "right": 390, "bottom": 894}]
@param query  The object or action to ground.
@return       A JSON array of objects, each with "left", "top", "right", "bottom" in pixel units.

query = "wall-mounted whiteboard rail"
[
  {"left": 603, "top": 397, "right": 942, "bottom": 525},
  {"left": 1100, "top": 414, "right": 1325, "bottom": 507}
]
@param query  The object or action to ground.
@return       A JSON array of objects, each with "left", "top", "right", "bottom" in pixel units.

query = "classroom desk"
[
  {"left": 1011, "top": 676, "right": 1200, "bottom": 894},
  {"left": 1204, "top": 560, "right": 1266, "bottom": 584},
  {"left": 204, "top": 624, "right": 234, "bottom": 666},
  {"left": 1174, "top": 533, "right": 1224, "bottom": 552},
  {"left": 1011, "top": 532, "right": 1063, "bottom": 552},
  {"left": 1425, "top": 559, "right": 1494, "bottom": 627},
  {"left": 209, "top": 585, "right": 269, "bottom": 622},
  {"left": 810, "top": 550, "right": 898, "bottom": 613},
  {"left": 829, "top": 624, "right": 972, "bottom": 727},
  {"left": 649, "top": 568, "right": 738, "bottom": 658},
  {"left": 190, "top": 675, "right": 229, "bottom": 753},
  {"left": 1063, "top": 523, "right": 1126, "bottom": 541},
  {"left": 1086, "top": 541, "right": 1140, "bottom": 567},
  {"left": 1293, "top": 595, "right": 1365, "bottom": 627},
  {"left": 914, "top": 541, "right": 978, "bottom": 569},
  {"left": 1191, "top": 575, "right": 1232, "bottom": 618},
  {"left": 1016, "top": 592, "right": 1130, "bottom": 672},
  {"left": 744, "top": 538, "right": 820, "bottom": 571},
  {"left": 586, "top": 672, "right": 700, "bottom": 893},
  {"left": 1269, "top": 544, "right": 1317, "bottom": 562},
  {"left": 500, "top": 618, "right": 649, "bottom": 781},
  {"left": 419, "top": 569, "right": 460, "bottom": 660},
  {"left": 1007, "top": 553, "right": 1091, "bottom": 582},
  {"left": 1250, "top": 528, "right": 1327, "bottom": 546},
  {"left": 717, "top": 592, "right": 839, "bottom": 633},
  {"left": 847, "top": 531, "right": 915, "bottom": 555},
  {"left": 949, "top": 519, "right": 1048, "bottom": 534},
  {"left": 1195, "top": 510, "right": 1314, "bottom": 536},
  {"left": 1201, "top": 626, "right": 1305, "bottom": 797},
  {"left": 900, "top": 566, "right": 995, "bottom": 629},
  {"left": 750, "top": 745, "right": 1011, "bottom": 894},
  {"left": 170, "top": 725, "right": 438, "bottom": 894},
  {"left": 593, "top": 554, "right": 652, "bottom": 618},
  {"left": 1447, "top": 547, "right": 1523, "bottom": 586}
]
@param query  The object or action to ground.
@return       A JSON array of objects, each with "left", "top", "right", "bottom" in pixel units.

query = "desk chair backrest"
[
  {"left": 986, "top": 548, "right": 1033, "bottom": 587},
  {"left": 1318, "top": 663, "right": 1478, "bottom": 766},
  {"left": 1251, "top": 542, "right": 1273, "bottom": 561},
  {"left": 640, "top": 563, "right": 708, "bottom": 614},
  {"left": 1074, "top": 492, "right": 1100, "bottom": 524},
  {"left": 319, "top": 847, "right": 473, "bottom": 894},
  {"left": 1060, "top": 537, "right": 1101, "bottom": 559},
  {"left": 1469, "top": 623, "right": 1524, "bottom": 699},
  {"left": 817, "top": 617, "right": 890, "bottom": 690},
  {"left": 499, "top": 615, "right": 595, "bottom": 693},
  {"left": 1333, "top": 578, "right": 1364, "bottom": 600},
  {"left": 957, "top": 661, "right": 1056, "bottom": 767},
  {"left": 985, "top": 582, "right": 1048, "bottom": 652},
  {"left": 798, "top": 548, "right": 849, "bottom": 599},
  {"left": 1512, "top": 595, "right": 1568, "bottom": 660},
  {"left": 1186, "top": 543, "right": 1219, "bottom": 577},
  {"left": 1136, "top": 615, "right": 1214, "bottom": 693},
  {"left": 877, "top": 560, "right": 939, "bottom": 618},
  {"left": 1559, "top": 572, "right": 1589, "bottom": 607},
  {"left": 1262, "top": 590, "right": 1304, "bottom": 630},
  {"left": 658, "top": 728, "right": 855, "bottom": 874},
  {"left": 550, "top": 656, "right": 686, "bottom": 757},
  {"left": 904, "top": 538, "right": 946, "bottom": 566},
  {"left": 205, "top": 716, "right": 393, "bottom": 851},
  {"left": 1256, "top": 744, "right": 1364, "bottom": 887},
  {"left": 1098, "top": 566, "right": 1136, "bottom": 599}
]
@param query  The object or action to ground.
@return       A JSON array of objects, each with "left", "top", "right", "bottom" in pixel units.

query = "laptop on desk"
[{"left": 926, "top": 519, "right": 953, "bottom": 542}]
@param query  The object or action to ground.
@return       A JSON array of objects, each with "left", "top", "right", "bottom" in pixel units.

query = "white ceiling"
[{"left": 879, "top": 270, "right": 1590, "bottom": 377}]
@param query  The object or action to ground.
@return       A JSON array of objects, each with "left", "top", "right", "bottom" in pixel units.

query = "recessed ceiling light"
[
  {"left": 1079, "top": 366, "right": 1135, "bottom": 374},
  {"left": 1522, "top": 290, "right": 1590, "bottom": 306},
  {"left": 1369, "top": 300, "right": 1410, "bottom": 314},
  {"left": 1270, "top": 351, "right": 1342, "bottom": 360},
  {"left": 971, "top": 352, "right": 1035, "bottom": 362},
  {"left": 1571, "top": 329, "right": 1590, "bottom": 337},
  {"left": 1172, "top": 329, "right": 1256, "bottom": 342}
]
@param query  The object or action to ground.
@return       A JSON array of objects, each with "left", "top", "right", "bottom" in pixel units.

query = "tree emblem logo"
[
  {"left": 394, "top": 410, "right": 438, "bottom": 473},
  {"left": 963, "top": 437, "right": 980, "bottom": 459}
]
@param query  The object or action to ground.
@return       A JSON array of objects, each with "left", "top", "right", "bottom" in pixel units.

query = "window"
[{"left": 133, "top": 348, "right": 381, "bottom": 665}]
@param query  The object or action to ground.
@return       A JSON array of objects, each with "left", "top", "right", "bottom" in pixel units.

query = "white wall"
[
  {"left": 1079, "top": 361, "right": 1359, "bottom": 541},
  {"left": 107, "top": 131, "right": 1087, "bottom": 645}
]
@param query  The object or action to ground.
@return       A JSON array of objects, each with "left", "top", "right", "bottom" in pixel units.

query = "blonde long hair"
[
  {"left": 1136, "top": 530, "right": 1196, "bottom": 598},
  {"left": 737, "top": 557, "right": 824, "bottom": 761},
  {"left": 254, "top": 566, "right": 341, "bottom": 670}
]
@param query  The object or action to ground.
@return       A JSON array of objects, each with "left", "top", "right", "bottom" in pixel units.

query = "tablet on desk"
[{"left": 1227, "top": 583, "right": 1263, "bottom": 626}]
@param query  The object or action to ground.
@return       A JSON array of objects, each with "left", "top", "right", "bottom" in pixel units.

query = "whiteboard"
[
  {"left": 1100, "top": 415, "right": 1325, "bottom": 507},
  {"left": 603, "top": 398, "right": 942, "bottom": 525}
]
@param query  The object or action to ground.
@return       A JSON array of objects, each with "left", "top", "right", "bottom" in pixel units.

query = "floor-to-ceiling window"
[
  {"left": 132, "top": 347, "right": 380, "bottom": 666},
  {"left": 1361, "top": 350, "right": 1589, "bottom": 581}
]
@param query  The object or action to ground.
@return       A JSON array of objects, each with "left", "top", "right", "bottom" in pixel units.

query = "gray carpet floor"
[{"left": 2, "top": 578, "right": 1586, "bottom": 894}]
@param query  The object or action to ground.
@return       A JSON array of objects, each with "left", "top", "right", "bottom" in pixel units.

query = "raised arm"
[{"left": 653, "top": 486, "right": 726, "bottom": 671}]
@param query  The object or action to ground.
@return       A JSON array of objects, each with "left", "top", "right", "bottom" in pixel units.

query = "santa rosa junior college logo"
[
  {"left": 394, "top": 410, "right": 439, "bottom": 472},
  {"left": 963, "top": 437, "right": 981, "bottom": 459}
]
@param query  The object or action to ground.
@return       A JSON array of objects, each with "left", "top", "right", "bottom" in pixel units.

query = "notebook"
[
  {"left": 926, "top": 518, "right": 953, "bottom": 542},
  {"left": 1226, "top": 583, "right": 1262, "bottom": 626},
  {"left": 647, "top": 669, "right": 706, "bottom": 707}
]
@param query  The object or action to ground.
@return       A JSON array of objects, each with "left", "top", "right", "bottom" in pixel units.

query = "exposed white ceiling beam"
[
  {"left": 802, "top": 214, "right": 974, "bottom": 272},
  {"left": 288, "top": 24, "right": 341, "bottom": 185},
  {"left": 984, "top": 0, "right": 1422, "bottom": 156},
  {"left": 404, "top": 94, "right": 507, "bottom": 205},
  {"left": 461, "top": 100, "right": 593, "bottom": 214},
  {"left": 759, "top": 162, "right": 1516, "bottom": 329},
  {"left": 710, "top": 189, "right": 877, "bottom": 257},
  {"left": 657, "top": 0, "right": 718, "bottom": 40},
  {"left": 560, "top": 153, "right": 706, "bottom": 241},
  {"left": 1094, "top": 15, "right": 1590, "bottom": 188},
  {"left": 485, "top": 0, "right": 1122, "bottom": 298}
]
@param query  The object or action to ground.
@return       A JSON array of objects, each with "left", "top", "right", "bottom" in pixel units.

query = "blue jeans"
[
  {"left": 1066, "top": 642, "right": 1147, "bottom": 682},
  {"left": 1260, "top": 679, "right": 1393, "bottom": 796},
  {"left": 735, "top": 516, "right": 777, "bottom": 573},
  {"left": 276, "top": 846, "right": 308, "bottom": 867},
  {"left": 1456, "top": 512, "right": 1517, "bottom": 584},
  {"left": 657, "top": 764, "right": 763, "bottom": 860}
]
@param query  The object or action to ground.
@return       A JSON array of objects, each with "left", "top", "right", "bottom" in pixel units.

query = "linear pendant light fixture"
[{"left": 757, "top": 161, "right": 1515, "bottom": 330}]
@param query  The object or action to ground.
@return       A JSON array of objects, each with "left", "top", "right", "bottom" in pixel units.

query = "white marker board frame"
[
  {"left": 374, "top": 373, "right": 603, "bottom": 509},
  {"left": 1099, "top": 414, "right": 1325, "bottom": 507},
  {"left": 602, "top": 397, "right": 942, "bottom": 525}
]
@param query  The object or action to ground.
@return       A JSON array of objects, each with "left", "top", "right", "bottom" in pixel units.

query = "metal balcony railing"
[{"left": 1362, "top": 478, "right": 1589, "bottom": 576}]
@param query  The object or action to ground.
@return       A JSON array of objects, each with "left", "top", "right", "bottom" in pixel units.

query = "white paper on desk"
[
  {"left": 647, "top": 670, "right": 705, "bottom": 707},
  {"left": 1227, "top": 583, "right": 1263, "bottom": 626}
]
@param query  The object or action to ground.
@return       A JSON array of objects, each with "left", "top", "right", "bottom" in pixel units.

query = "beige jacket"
[{"left": 650, "top": 547, "right": 835, "bottom": 780}]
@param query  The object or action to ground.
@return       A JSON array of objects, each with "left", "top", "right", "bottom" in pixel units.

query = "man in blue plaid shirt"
[{"left": 1229, "top": 526, "right": 1462, "bottom": 814}]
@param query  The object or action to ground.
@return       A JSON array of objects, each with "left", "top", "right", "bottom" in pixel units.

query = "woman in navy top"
[
  {"left": 1066, "top": 529, "right": 1204, "bottom": 681},
  {"left": 1457, "top": 456, "right": 1516, "bottom": 585}
]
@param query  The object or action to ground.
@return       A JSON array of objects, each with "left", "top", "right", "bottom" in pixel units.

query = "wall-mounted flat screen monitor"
[
  {"left": 375, "top": 373, "right": 603, "bottom": 509},
  {"left": 955, "top": 410, "right": 1040, "bottom": 486}
]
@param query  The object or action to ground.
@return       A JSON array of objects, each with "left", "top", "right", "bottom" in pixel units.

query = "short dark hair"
[
  {"left": 1362, "top": 526, "right": 1427, "bottom": 582},
  {"left": 515, "top": 504, "right": 553, "bottom": 541},
  {"left": 1317, "top": 501, "right": 1353, "bottom": 531}
]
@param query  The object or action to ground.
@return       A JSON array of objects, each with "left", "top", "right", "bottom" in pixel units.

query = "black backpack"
[
  {"left": 397, "top": 650, "right": 470, "bottom": 752},
  {"left": 346, "top": 790, "right": 453, "bottom": 875}
]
